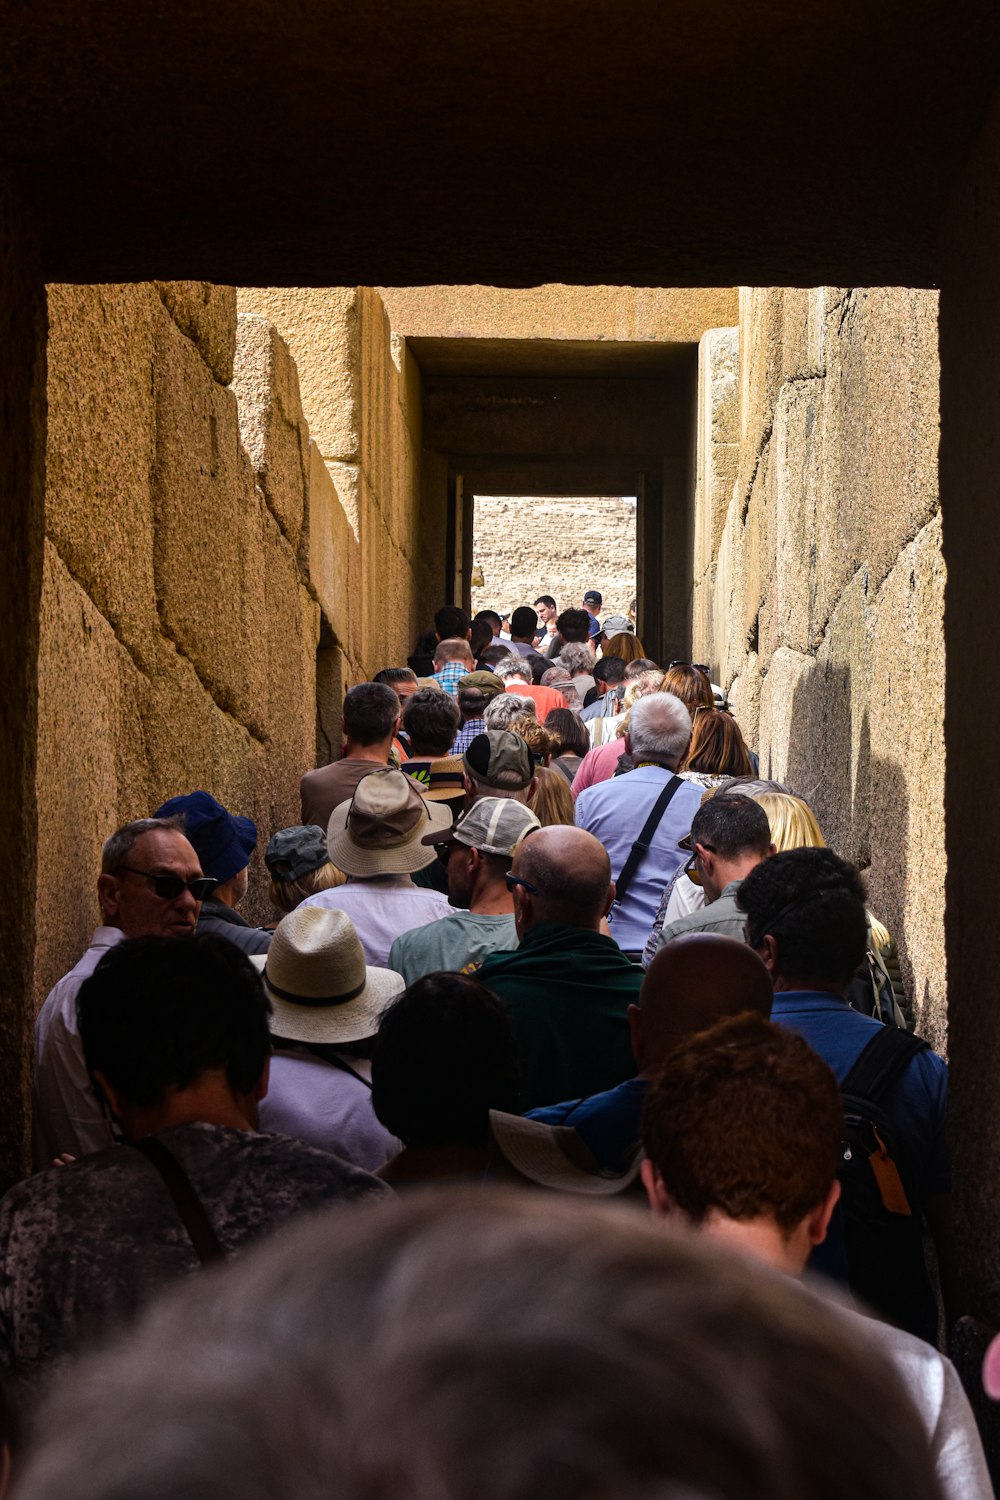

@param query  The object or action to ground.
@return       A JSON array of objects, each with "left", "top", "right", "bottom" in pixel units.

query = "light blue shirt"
[{"left": 574, "top": 766, "right": 703, "bottom": 953}]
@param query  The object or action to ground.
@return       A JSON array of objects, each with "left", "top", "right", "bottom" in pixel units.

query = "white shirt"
[
  {"left": 33, "top": 926, "right": 124, "bottom": 1167},
  {"left": 300, "top": 876, "right": 453, "bottom": 967},
  {"left": 259, "top": 1051, "right": 400, "bottom": 1173}
]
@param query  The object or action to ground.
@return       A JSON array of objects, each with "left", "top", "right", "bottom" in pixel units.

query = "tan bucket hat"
[
  {"left": 251, "top": 906, "right": 404, "bottom": 1045},
  {"left": 326, "top": 767, "right": 454, "bottom": 876},
  {"left": 488, "top": 1111, "right": 643, "bottom": 1195}
]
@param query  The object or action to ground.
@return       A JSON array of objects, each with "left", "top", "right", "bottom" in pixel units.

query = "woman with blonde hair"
[
  {"left": 509, "top": 713, "right": 557, "bottom": 767},
  {"left": 752, "top": 791, "right": 825, "bottom": 853},
  {"left": 265, "top": 826, "right": 347, "bottom": 918},
  {"left": 679, "top": 708, "right": 755, "bottom": 788},
  {"left": 528, "top": 765, "right": 576, "bottom": 827},
  {"left": 600, "top": 631, "right": 646, "bottom": 664}
]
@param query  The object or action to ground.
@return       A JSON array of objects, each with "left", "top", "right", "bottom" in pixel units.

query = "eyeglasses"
[
  {"left": 115, "top": 866, "right": 218, "bottom": 901},
  {"left": 668, "top": 661, "right": 711, "bottom": 677},
  {"left": 506, "top": 873, "right": 541, "bottom": 897},
  {"left": 434, "top": 842, "right": 458, "bottom": 867},
  {"left": 682, "top": 843, "right": 716, "bottom": 888}
]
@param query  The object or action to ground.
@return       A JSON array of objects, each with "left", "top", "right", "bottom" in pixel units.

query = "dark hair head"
[
  {"left": 372, "top": 975, "right": 519, "bottom": 1147},
  {"left": 17, "top": 1189, "right": 942, "bottom": 1500},
  {"left": 593, "top": 655, "right": 626, "bottom": 687},
  {"left": 543, "top": 707, "right": 589, "bottom": 758},
  {"left": 642, "top": 1012, "right": 844, "bottom": 1234},
  {"left": 736, "top": 847, "right": 868, "bottom": 989},
  {"left": 691, "top": 793, "right": 772, "bottom": 861},
  {"left": 402, "top": 687, "right": 461, "bottom": 756},
  {"left": 434, "top": 606, "right": 470, "bottom": 640},
  {"left": 470, "top": 617, "right": 494, "bottom": 659},
  {"left": 554, "top": 608, "right": 591, "bottom": 643},
  {"left": 681, "top": 708, "right": 755, "bottom": 776},
  {"left": 77, "top": 935, "right": 271, "bottom": 1106},
  {"left": 624, "top": 657, "right": 658, "bottom": 679},
  {"left": 372, "top": 667, "right": 418, "bottom": 689},
  {"left": 478, "top": 644, "right": 517, "bottom": 670},
  {"left": 509, "top": 606, "right": 539, "bottom": 639},
  {"left": 662, "top": 664, "right": 714, "bottom": 711},
  {"left": 533, "top": 594, "right": 556, "bottom": 610},
  {"left": 474, "top": 609, "right": 502, "bottom": 632},
  {"left": 101, "top": 816, "right": 186, "bottom": 874},
  {"left": 343, "top": 682, "right": 401, "bottom": 746}
]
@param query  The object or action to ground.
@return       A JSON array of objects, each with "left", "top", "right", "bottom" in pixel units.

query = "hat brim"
[
  {"left": 326, "top": 796, "right": 454, "bottom": 876},
  {"left": 488, "top": 1111, "right": 643, "bottom": 1195},
  {"left": 251, "top": 954, "right": 405, "bottom": 1045}
]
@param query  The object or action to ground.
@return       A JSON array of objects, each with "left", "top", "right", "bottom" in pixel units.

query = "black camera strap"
[{"left": 613, "top": 775, "right": 684, "bottom": 908}]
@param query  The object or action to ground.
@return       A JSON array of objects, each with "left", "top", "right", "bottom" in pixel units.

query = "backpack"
[
  {"left": 846, "top": 941, "right": 912, "bottom": 1030},
  {"left": 837, "top": 1026, "right": 937, "bottom": 1343}
]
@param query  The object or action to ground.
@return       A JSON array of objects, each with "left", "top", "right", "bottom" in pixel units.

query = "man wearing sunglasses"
[
  {"left": 655, "top": 795, "right": 774, "bottom": 951},
  {"left": 32, "top": 816, "right": 210, "bottom": 1167}
]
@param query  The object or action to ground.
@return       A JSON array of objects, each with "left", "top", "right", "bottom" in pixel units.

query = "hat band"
[{"left": 263, "top": 969, "right": 367, "bottom": 1008}]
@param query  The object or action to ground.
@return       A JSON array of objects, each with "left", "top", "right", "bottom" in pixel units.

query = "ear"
[
  {"left": 97, "top": 872, "right": 122, "bottom": 921},
  {"left": 694, "top": 843, "right": 716, "bottom": 881},
  {"left": 807, "top": 1178, "right": 842, "bottom": 1247},
  {"left": 254, "top": 1054, "right": 271, "bottom": 1103},
  {"left": 602, "top": 879, "right": 616, "bottom": 918},
  {"left": 768, "top": 842, "right": 777, "bottom": 857},
  {"left": 641, "top": 1159, "right": 673, "bottom": 1217},
  {"left": 756, "top": 933, "right": 780, "bottom": 980},
  {"left": 91, "top": 1067, "right": 124, "bottom": 1122},
  {"left": 623, "top": 734, "right": 633, "bottom": 755}
]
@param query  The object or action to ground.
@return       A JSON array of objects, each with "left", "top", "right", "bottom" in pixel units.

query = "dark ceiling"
[{"left": 3, "top": 0, "right": 999, "bottom": 287}]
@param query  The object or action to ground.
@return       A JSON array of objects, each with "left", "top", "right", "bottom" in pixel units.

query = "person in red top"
[{"left": 493, "top": 655, "right": 568, "bottom": 719}]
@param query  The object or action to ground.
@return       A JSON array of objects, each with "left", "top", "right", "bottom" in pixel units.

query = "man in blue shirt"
[
  {"left": 574, "top": 692, "right": 702, "bottom": 958},
  {"left": 736, "top": 846, "right": 954, "bottom": 1343}
]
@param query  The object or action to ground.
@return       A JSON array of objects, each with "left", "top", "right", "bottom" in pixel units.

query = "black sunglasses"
[
  {"left": 505, "top": 873, "right": 541, "bottom": 897},
  {"left": 115, "top": 865, "right": 218, "bottom": 901},
  {"left": 668, "top": 660, "right": 711, "bottom": 677}
]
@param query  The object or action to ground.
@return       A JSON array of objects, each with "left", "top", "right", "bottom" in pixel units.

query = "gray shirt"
[
  {"left": 388, "top": 910, "right": 518, "bottom": 984},
  {"left": 0, "top": 1121, "right": 387, "bottom": 1407},
  {"left": 657, "top": 880, "right": 748, "bottom": 948}
]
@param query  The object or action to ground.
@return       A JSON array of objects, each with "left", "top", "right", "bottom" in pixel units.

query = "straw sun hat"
[
  {"left": 326, "top": 768, "right": 453, "bottom": 877},
  {"left": 251, "top": 906, "right": 403, "bottom": 1045}
]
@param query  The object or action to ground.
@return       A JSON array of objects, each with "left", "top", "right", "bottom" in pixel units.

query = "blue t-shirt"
[
  {"left": 527, "top": 1078, "right": 649, "bottom": 1172},
  {"left": 771, "top": 991, "right": 950, "bottom": 1199}
]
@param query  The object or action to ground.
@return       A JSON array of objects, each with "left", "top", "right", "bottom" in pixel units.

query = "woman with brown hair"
[
  {"left": 544, "top": 708, "right": 590, "bottom": 786},
  {"left": 661, "top": 663, "right": 714, "bottom": 713},
  {"left": 600, "top": 631, "right": 647, "bottom": 664},
  {"left": 528, "top": 765, "right": 576, "bottom": 826},
  {"left": 679, "top": 708, "right": 755, "bottom": 788}
]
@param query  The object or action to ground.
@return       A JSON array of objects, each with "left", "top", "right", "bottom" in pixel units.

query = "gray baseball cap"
[
  {"left": 422, "top": 796, "right": 540, "bottom": 856},
  {"left": 265, "top": 825, "right": 330, "bottom": 882},
  {"left": 462, "top": 730, "right": 534, "bottom": 790}
]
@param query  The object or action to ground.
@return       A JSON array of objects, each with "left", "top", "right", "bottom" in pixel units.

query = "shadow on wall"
[{"left": 772, "top": 659, "right": 942, "bottom": 1047}]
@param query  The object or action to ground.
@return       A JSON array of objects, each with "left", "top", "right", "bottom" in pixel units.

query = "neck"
[
  {"left": 119, "top": 1078, "right": 258, "bottom": 1140},
  {"left": 378, "top": 1143, "right": 488, "bottom": 1184},
  {"left": 470, "top": 873, "right": 515, "bottom": 916},
  {"left": 703, "top": 853, "right": 758, "bottom": 903},
  {"left": 700, "top": 1212, "right": 809, "bottom": 1276},
  {"left": 344, "top": 741, "right": 391, "bottom": 764},
  {"left": 211, "top": 875, "right": 241, "bottom": 909}
]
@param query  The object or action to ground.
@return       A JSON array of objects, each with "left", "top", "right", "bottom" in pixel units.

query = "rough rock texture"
[
  {"left": 36, "top": 286, "right": 321, "bottom": 1008},
  {"left": 470, "top": 496, "right": 636, "bottom": 625},
  {"left": 695, "top": 287, "right": 944, "bottom": 1049}
]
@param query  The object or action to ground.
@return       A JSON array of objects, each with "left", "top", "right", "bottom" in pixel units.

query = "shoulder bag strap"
[
  {"left": 840, "top": 1026, "right": 929, "bottom": 1104},
  {"left": 133, "top": 1135, "right": 227, "bottom": 1266},
  {"left": 613, "top": 775, "right": 684, "bottom": 908}
]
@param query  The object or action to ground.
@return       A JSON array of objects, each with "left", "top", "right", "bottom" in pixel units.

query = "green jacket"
[{"left": 477, "top": 923, "right": 640, "bottom": 1112}]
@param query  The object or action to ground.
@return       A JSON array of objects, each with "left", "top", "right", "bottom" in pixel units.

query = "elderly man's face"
[{"left": 98, "top": 829, "right": 206, "bottom": 938}]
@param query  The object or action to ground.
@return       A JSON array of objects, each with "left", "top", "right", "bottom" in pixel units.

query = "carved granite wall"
[
  {"left": 695, "top": 288, "right": 944, "bottom": 1046},
  {"left": 36, "top": 286, "right": 322, "bottom": 1005}
]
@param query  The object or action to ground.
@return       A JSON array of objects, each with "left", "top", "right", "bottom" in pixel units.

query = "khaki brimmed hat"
[
  {"left": 462, "top": 730, "right": 534, "bottom": 791},
  {"left": 422, "top": 796, "right": 539, "bottom": 856},
  {"left": 488, "top": 1111, "right": 643, "bottom": 1195},
  {"left": 251, "top": 906, "right": 403, "bottom": 1045},
  {"left": 327, "top": 768, "right": 453, "bottom": 876}
]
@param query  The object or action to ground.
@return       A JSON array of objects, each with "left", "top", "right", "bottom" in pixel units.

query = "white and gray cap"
[{"left": 422, "top": 796, "right": 540, "bottom": 857}]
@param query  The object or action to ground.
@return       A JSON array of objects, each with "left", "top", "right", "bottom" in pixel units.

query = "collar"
[
  {"left": 770, "top": 989, "right": 849, "bottom": 1013},
  {"left": 91, "top": 925, "right": 126, "bottom": 950}
]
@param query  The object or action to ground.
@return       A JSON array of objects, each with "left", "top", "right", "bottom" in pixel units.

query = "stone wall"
[
  {"left": 236, "top": 287, "right": 432, "bottom": 686},
  {"left": 470, "top": 495, "right": 637, "bottom": 625},
  {"left": 36, "top": 285, "right": 323, "bottom": 1005},
  {"left": 695, "top": 287, "right": 944, "bottom": 1046}
]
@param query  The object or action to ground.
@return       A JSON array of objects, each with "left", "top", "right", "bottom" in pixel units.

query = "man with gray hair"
[
  {"left": 32, "top": 816, "right": 213, "bottom": 1166},
  {"left": 484, "top": 691, "right": 536, "bottom": 732},
  {"left": 493, "top": 654, "right": 567, "bottom": 718},
  {"left": 574, "top": 693, "right": 703, "bottom": 960}
]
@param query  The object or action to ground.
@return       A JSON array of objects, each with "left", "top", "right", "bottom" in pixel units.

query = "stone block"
[
  {"left": 151, "top": 303, "right": 268, "bottom": 735},
  {"left": 45, "top": 284, "right": 161, "bottom": 671},
  {"left": 232, "top": 314, "right": 310, "bottom": 548},
  {"left": 867, "top": 515, "right": 946, "bottom": 1047},
  {"left": 758, "top": 646, "right": 814, "bottom": 786},
  {"left": 772, "top": 378, "right": 822, "bottom": 655},
  {"left": 237, "top": 288, "right": 361, "bottom": 461},
  {"left": 260, "top": 511, "right": 320, "bottom": 832},
  {"left": 156, "top": 282, "right": 238, "bottom": 385},
  {"left": 307, "top": 445, "right": 362, "bottom": 657},
  {"left": 34, "top": 543, "right": 151, "bottom": 1006}
]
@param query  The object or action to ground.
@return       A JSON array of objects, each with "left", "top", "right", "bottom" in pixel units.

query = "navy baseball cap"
[{"left": 153, "top": 790, "right": 258, "bottom": 885}]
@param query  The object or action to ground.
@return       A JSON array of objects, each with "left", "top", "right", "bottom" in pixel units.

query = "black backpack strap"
[
  {"left": 841, "top": 1027, "right": 929, "bottom": 1105},
  {"left": 613, "top": 776, "right": 684, "bottom": 908},
  {"left": 133, "top": 1136, "right": 226, "bottom": 1266}
]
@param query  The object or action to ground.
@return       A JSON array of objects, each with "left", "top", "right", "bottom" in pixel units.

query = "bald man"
[
  {"left": 526, "top": 933, "right": 773, "bottom": 1170},
  {"left": 476, "top": 826, "right": 642, "bottom": 1111}
]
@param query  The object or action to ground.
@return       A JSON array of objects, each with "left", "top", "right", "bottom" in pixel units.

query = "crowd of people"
[{"left": 0, "top": 592, "right": 993, "bottom": 1499}]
